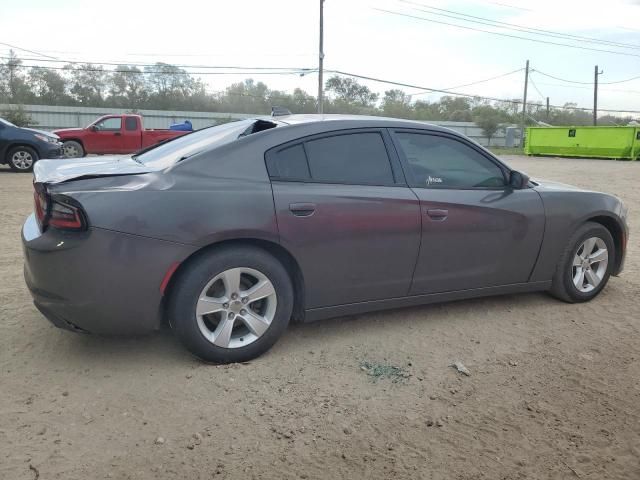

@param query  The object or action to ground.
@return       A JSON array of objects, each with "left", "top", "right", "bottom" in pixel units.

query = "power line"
[
  {"left": 327, "top": 69, "right": 640, "bottom": 114},
  {"left": 528, "top": 75, "right": 546, "bottom": 102},
  {"left": 409, "top": 67, "right": 524, "bottom": 96},
  {"left": 0, "top": 55, "right": 313, "bottom": 72},
  {"left": 533, "top": 68, "right": 640, "bottom": 85},
  {"left": 18, "top": 64, "right": 314, "bottom": 76},
  {"left": 0, "top": 41, "right": 59, "bottom": 60},
  {"left": 373, "top": 8, "right": 640, "bottom": 59},
  {"left": 400, "top": 0, "right": 640, "bottom": 51}
]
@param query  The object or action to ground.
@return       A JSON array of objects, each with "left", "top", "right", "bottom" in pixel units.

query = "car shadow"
[{"left": 52, "top": 291, "right": 554, "bottom": 368}]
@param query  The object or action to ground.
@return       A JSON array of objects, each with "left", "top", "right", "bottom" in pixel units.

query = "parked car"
[
  {"left": 0, "top": 117, "right": 62, "bottom": 172},
  {"left": 22, "top": 115, "right": 628, "bottom": 363},
  {"left": 54, "top": 114, "right": 190, "bottom": 157}
]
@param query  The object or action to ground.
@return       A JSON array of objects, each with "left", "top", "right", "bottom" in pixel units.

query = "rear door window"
[
  {"left": 125, "top": 117, "right": 138, "bottom": 131},
  {"left": 304, "top": 132, "right": 394, "bottom": 185}
]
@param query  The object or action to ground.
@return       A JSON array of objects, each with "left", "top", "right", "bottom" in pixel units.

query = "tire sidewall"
[
  {"left": 8, "top": 146, "right": 38, "bottom": 172},
  {"left": 62, "top": 141, "right": 84, "bottom": 158},
  {"left": 561, "top": 224, "right": 614, "bottom": 302},
  {"left": 169, "top": 246, "right": 294, "bottom": 363}
]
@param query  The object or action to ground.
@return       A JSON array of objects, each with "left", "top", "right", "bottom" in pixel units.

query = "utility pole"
[
  {"left": 521, "top": 60, "right": 529, "bottom": 145},
  {"left": 593, "top": 65, "right": 603, "bottom": 126},
  {"left": 546, "top": 97, "right": 550, "bottom": 121},
  {"left": 317, "top": 0, "right": 325, "bottom": 114}
]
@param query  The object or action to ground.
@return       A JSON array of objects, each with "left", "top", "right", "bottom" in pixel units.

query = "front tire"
[
  {"left": 168, "top": 246, "right": 294, "bottom": 363},
  {"left": 7, "top": 146, "right": 38, "bottom": 172},
  {"left": 62, "top": 140, "right": 84, "bottom": 158},
  {"left": 549, "top": 222, "right": 614, "bottom": 303}
]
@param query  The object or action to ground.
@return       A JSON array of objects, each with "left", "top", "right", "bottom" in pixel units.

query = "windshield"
[
  {"left": 136, "top": 119, "right": 265, "bottom": 169},
  {"left": 0, "top": 117, "right": 17, "bottom": 127}
]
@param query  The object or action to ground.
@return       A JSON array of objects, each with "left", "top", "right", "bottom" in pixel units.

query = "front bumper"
[
  {"left": 22, "top": 213, "right": 195, "bottom": 335},
  {"left": 39, "top": 142, "right": 63, "bottom": 159}
]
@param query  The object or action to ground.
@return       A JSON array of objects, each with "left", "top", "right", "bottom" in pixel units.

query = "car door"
[
  {"left": 267, "top": 129, "right": 421, "bottom": 309},
  {"left": 86, "top": 116, "right": 124, "bottom": 154},
  {"left": 390, "top": 129, "right": 545, "bottom": 295}
]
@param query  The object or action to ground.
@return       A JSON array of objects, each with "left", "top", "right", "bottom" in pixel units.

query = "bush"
[{"left": 1, "top": 105, "right": 37, "bottom": 127}]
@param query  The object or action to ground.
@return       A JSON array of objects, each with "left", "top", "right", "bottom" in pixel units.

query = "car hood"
[
  {"left": 23, "top": 127, "right": 60, "bottom": 140},
  {"left": 531, "top": 178, "right": 586, "bottom": 192},
  {"left": 53, "top": 127, "right": 84, "bottom": 136},
  {"left": 34, "top": 155, "right": 157, "bottom": 184}
]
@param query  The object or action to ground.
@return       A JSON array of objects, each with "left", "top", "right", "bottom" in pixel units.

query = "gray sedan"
[{"left": 22, "top": 115, "right": 629, "bottom": 363}]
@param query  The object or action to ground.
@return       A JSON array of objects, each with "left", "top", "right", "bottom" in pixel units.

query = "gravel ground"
[{"left": 1, "top": 155, "right": 639, "bottom": 480}]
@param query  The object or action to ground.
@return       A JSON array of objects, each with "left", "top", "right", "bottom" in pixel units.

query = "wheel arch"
[
  {"left": 4, "top": 142, "right": 40, "bottom": 162},
  {"left": 61, "top": 138, "right": 85, "bottom": 152},
  {"left": 586, "top": 215, "right": 625, "bottom": 275},
  {"left": 162, "top": 238, "right": 306, "bottom": 323}
]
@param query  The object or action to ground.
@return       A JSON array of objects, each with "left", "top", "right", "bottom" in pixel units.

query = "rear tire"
[
  {"left": 549, "top": 222, "right": 614, "bottom": 303},
  {"left": 7, "top": 146, "right": 38, "bottom": 172},
  {"left": 168, "top": 246, "right": 294, "bottom": 363},
  {"left": 62, "top": 140, "right": 84, "bottom": 158}
]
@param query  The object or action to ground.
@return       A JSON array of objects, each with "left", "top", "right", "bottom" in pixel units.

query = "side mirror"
[
  {"left": 90, "top": 125, "right": 97, "bottom": 131},
  {"left": 509, "top": 170, "right": 530, "bottom": 189}
]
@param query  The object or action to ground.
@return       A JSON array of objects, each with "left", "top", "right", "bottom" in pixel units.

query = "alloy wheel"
[
  {"left": 572, "top": 237, "right": 608, "bottom": 293},
  {"left": 11, "top": 150, "right": 34, "bottom": 170},
  {"left": 195, "top": 267, "right": 277, "bottom": 348}
]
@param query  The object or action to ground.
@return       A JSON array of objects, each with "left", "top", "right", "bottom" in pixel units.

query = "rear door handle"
[
  {"left": 426, "top": 208, "right": 448, "bottom": 221},
  {"left": 114, "top": 132, "right": 121, "bottom": 136},
  {"left": 289, "top": 203, "right": 316, "bottom": 217}
]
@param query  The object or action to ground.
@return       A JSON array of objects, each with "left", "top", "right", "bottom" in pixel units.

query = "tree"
[
  {"left": 65, "top": 63, "right": 107, "bottom": 105},
  {"left": 109, "top": 66, "right": 148, "bottom": 108},
  {"left": 28, "top": 68, "right": 70, "bottom": 104},
  {"left": 381, "top": 89, "right": 413, "bottom": 119},
  {"left": 324, "top": 76, "right": 378, "bottom": 110},
  {"left": 473, "top": 105, "right": 505, "bottom": 146},
  {"left": 0, "top": 50, "right": 32, "bottom": 103}
]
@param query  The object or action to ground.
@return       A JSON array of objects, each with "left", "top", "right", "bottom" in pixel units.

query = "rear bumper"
[{"left": 22, "top": 213, "right": 195, "bottom": 335}]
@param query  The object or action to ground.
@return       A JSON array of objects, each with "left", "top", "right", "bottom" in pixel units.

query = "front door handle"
[
  {"left": 114, "top": 132, "right": 121, "bottom": 136},
  {"left": 426, "top": 208, "right": 448, "bottom": 221},
  {"left": 289, "top": 203, "right": 316, "bottom": 217}
]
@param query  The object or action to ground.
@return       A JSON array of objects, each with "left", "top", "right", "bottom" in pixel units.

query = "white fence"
[{"left": 1, "top": 104, "right": 518, "bottom": 147}]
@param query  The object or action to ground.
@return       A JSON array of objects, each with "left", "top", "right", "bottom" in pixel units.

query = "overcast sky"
[{"left": 2, "top": 0, "right": 640, "bottom": 113}]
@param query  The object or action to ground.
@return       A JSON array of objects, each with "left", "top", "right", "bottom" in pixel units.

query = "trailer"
[{"left": 524, "top": 126, "right": 640, "bottom": 160}]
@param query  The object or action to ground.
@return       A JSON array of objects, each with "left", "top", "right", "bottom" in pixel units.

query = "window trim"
[
  {"left": 389, "top": 129, "right": 511, "bottom": 191},
  {"left": 264, "top": 128, "right": 406, "bottom": 187}
]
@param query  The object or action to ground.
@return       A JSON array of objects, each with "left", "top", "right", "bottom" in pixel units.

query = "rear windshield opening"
[
  {"left": 240, "top": 120, "right": 278, "bottom": 137},
  {"left": 135, "top": 119, "right": 280, "bottom": 169}
]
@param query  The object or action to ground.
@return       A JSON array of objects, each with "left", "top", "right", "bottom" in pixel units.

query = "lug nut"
[
  {"left": 240, "top": 309, "right": 247, "bottom": 316},
  {"left": 231, "top": 293, "right": 238, "bottom": 300},
  {"left": 228, "top": 312, "right": 235, "bottom": 319},
  {"left": 223, "top": 303, "right": 229, "bottom": 309},
  {"left": 241, "top": 297, "right": 248, "bottom": 304}
]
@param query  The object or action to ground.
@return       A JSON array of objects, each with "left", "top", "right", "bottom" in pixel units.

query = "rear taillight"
[
  {"left": 33, "top": 182, "right": 48, "bottom": 230},
  {"left": 33, "top": 182, "right": 87, "bottom": 231},
  {"left": 49, "top": 200, "right": 85, "bottom": 230}
]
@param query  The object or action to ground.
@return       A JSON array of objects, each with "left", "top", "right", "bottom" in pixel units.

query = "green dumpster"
[{"left": 524, "top": 126, "right": 640, "bottom": 160}]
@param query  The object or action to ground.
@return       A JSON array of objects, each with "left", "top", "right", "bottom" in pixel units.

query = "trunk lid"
[{"left": 34, "top": 156, "right": 156, "bottom": 184}]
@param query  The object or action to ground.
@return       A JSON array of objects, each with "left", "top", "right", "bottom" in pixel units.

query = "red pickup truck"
[{"left": 54, "top": 114, "right": 190, "bottom": 157}]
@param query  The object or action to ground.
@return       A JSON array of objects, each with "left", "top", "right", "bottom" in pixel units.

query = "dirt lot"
[{"left": 1, "top": 155, "right": 638, "bottom": 480}]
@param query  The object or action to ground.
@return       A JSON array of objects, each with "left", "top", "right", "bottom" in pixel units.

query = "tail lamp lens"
[
  {"left": 33, "top": 182, "right": 86, "bottom": 231},
  {"left": 49, "top": 201, "right": 84, "bottom": 230}
]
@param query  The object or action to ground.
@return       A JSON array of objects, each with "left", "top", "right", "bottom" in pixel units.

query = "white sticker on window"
[{"left": 426, "top": 176, "right": 443, "bottom": 186}]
